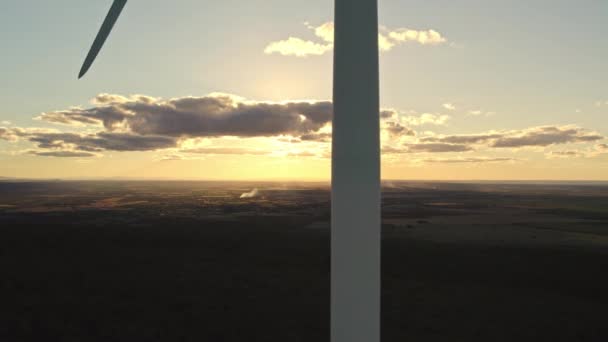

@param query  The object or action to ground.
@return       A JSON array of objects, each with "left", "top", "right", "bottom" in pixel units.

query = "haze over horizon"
[{"left": 2, "top": 0, "right": 608, "bottom": 180}]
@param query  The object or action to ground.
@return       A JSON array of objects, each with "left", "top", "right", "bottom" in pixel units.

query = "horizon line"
[{"left": 2, "top": 177, "right": 608, "bottom": 183}]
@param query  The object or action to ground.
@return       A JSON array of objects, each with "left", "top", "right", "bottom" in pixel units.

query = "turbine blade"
[{"left": 78, "top": 0, "right": 128, "bottom": 79}]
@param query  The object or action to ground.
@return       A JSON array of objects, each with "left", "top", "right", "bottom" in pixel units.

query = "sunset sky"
[{"left": 1, "top": 0, "right": 607, "bottom": 180}]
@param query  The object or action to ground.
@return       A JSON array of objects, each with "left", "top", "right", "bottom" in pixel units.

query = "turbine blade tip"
[{"left": 78, "top": 67, "right": 87, "bottom": 79}]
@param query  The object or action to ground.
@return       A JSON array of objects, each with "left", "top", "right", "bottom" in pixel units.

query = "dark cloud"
[
  {"left": 382, "top": 143, "right": 472, "bottom": 154},
  {"left": 404, "top": 143, "right": 473, "bottom": 153},
  {"left": 547, "top": 151, "right": 583, "bottom": 157},
  {"left": 422, "top": 157, "right": 515, "bottom": 163},
  {"left": 420, "top": 126, "right": 603, "bottom": 150},
  {"left": 39, "top": 94, "right": 333, "bottom": 138},
  {"left": 87, "top": 133, "right": 178, "bottom": 151},
  {"left": 380, "top": 110, "right": 396, "bottom": 119},
  {"left": 421, "top": 133, "right": 503, "bottom": 144},
  {"left": 27, "top": 150, "right": 97, "bottom": 158},
  {"left": 299, "top": 132, "right": 332, "bottom": 142},
  {"left": 381, "top": 146, "right": 407, "bottom": 154},
  {"left": 384, "top": 122, "right": 415, "bottom": 137},
  {"left": 491, "top": 126, "right": 602, "bottom": 148},
  {"left": 8, "top": 94, "right": 604, "bottom": 160},
  {"left": 3, "top": 129, "right": 178, "bottom": 153},
  {"left": 37, "top": 132, "right": 176, "bottom": 152},
  {"left": 277, "top": 137, "right": 302, "bottom": 143}
]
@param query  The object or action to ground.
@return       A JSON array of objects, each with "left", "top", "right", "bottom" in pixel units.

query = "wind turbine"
[{"left": 78, "top": 1, "right": 381, "bottom": 341}]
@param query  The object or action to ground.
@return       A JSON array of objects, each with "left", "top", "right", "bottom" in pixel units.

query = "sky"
[{"left": 1, "top": 0, "right": 607, "bottom": 180}]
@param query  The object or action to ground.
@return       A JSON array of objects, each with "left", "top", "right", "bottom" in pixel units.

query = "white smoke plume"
[{"left": 240, "top": 188, "right": 260, "bottom": 199}]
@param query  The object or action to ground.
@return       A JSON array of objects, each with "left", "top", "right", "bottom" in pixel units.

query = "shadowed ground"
[{"left": 1, "top": 181, "right": 607, "bottom": 341}]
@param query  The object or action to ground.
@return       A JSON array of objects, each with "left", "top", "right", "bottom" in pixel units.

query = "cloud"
[
  {"left": 594, "top": 100, "right": 608, "bottom": 107},
  {"left": 545, "top": 150, "right": 586, "bottom": 159},
  {"left": 38, "top": 93, "right": 333, "bottom": 138},
  {"left": 442, "top": 103, "right": 456, "bottom": 111},
  {"left": 299, "top": 132, "right": 332, "bottom": 142},
  {"left": 308, "top": 21, "right": 334, "bottom": 43},
  {"left": 287, "top": 151, "right": 319, "bottom": 157},
  {"left": 1, "top": 129, "right": 178, "bottom": 153},
  {"left": 1, "top": 127, "right": 54, "bottom": 142},
  {"left": 588, "top": 144, "right": 608, "bottom": 157},
  {"left": 387, "top": 29, "right": 446, "bottom": 46},
  {"left": 421, "top": 133, "right": 504, "bottom": 145},
  {"left": 240, "top": 188, "right": 260, "bottom": 199},
  {"left": 1, "top": 127, "right": 64, "bottom": 142},
  {"left": 277, "top": 137, "right": 302, "bottom": 144},
  {"left": 7, "top": 93, "right": 428, "bottom": 158},
  {"left": 263, "top": 37, "right": 333, "bottom": 57},
  {"left": 383, "top": 121, "right": 416, "bottom": 137},
  {"left": 402, "top": 113, "right": 450, "bottom": 126},
  {"left": 382, "top": 146, "right": 408, "bottom": 154},
  {"left": 405, "top": 143, "right": 473, "bottom": 153},
  {"left": 11, "top": 93, "right": 605, "bottom": 163},
  {"left": 378, "top": 33, "right": 396, "bottom": 52},
  {"left": 30, "top": 132, "right": 178, "bottom": 152},
  {"left": 466, "top": 109, "right": 495, "bottom": 117},
  {"left": 491, "top": 126, "right": 602, "bottom": 148},
  {"left": 92, "top": 93, "right": 158, "bottom": 105},
  {"left": 421, "top": 157, "right": 516, "bottom": 163},
  {"left": 158, "top": 154, "right": 190, "bottom": 161},
  {"left": 26, "top": 150, "right": 97, "bottom": 158},
  {"left": 380, "top": 110, "right": 396, "bottom": 119},
  {"left": 180, "top": 147, "right": 269, "bottom": 155},
  {"left": 265, "top": 22, "right": 447, "bottom": 57},
  {"left": 265, "top": 22, "right": 336, "bottom": 57},
  {"left": 545, "top": 143, "right": 608, "bottom": 159},
  {"left": 0, "top": 127, "right": 19, "bottom": 141},
  {"left": 545, "top": 144, "right": 608, "bottom": 159},
  {"left": 34, "top": 94, "right": 442, "bottom": 151},
  {"left": 422, "top": 126, "right": 603, "bottom": 149},
  {"left": 380, "top": 109, "right": 449, "bottom": 127},
  {"left": 158, "top": 153, "right": 206, "bottom": 161},
  {"left": 383, "top": 143, "right": 472, "bottom": 154}
]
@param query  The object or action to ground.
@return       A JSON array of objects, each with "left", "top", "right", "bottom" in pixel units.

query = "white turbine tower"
[
  {"left": 78, "top": 1, "right": 381, "bottom": 341},
  {"left": 332, "top": 0, "right": 380, "bottom": 342}
]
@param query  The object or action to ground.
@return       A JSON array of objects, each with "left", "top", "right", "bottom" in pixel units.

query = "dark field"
[{"left": 1, "top": 180, "right": 607, "bottom": 341}]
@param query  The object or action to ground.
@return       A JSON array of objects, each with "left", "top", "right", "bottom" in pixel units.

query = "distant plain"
[{"left": 1, "top": 180, "right": 607, "bottom": 341}]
